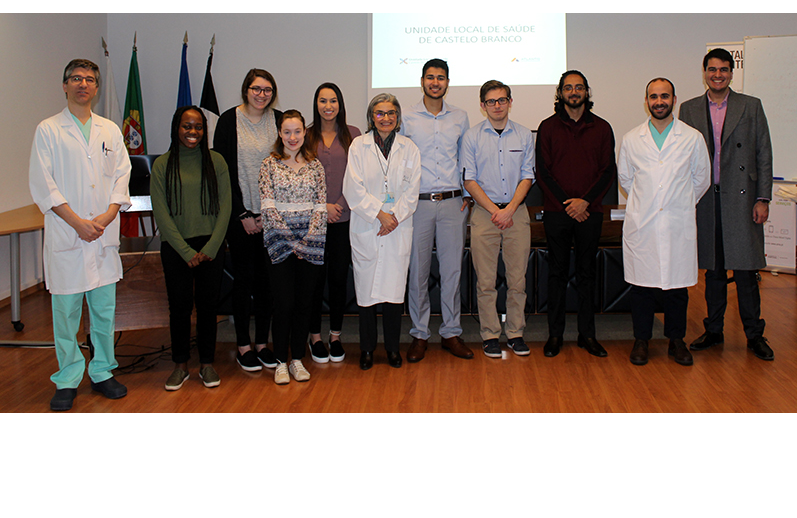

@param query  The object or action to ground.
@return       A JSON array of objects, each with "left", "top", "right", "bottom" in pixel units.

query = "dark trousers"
[
  {"left": 226, "top": 220, "right": 273, "bottom": 346},
  {"left": 630, "top": 285, "right": 688, "bottom": 340},
  {"left": 543, "top": 211, "right": 602, "bottom": 338},
  {"left": 161, "top": 237, "right": 224, "bottom": 364},
  {"left": 358, "top": 303, "right": 403, "bottom": 353},
  {"left": 704, "top": 191, "right": 765, "bottom": 339},
  {"left": 309, "top": 221, "right": 351, "bottom": 334},
  {"left": 269, "top": 254, "right": 321, "bottom": 363}
]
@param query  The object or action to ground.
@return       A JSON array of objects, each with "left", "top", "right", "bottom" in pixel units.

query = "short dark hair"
[
  {"left": 479, "top": 80, "right": 511, "bottom": 103},
  {"left": 646, "top": 77, "right": 676, "bottom": 98},
  {"left": 422, "top": 58, "right": 449, "bottom": 78},
  {"left": 703, "top": 48, "right": 734, "bottom": 70},
  {"left": 63, "top": 59, "right": 100, "bottom": 89}
]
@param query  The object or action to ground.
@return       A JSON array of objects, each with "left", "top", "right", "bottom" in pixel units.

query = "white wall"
[
  {"left": 0, "top": 13, "right": 106, "bottom": 303},
  {"left": 3, "top": 13, "right": 797, "bottom": 303}
]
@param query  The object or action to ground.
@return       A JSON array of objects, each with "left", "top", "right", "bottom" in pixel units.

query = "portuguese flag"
[
  {"left": 123, "top": 35, "right": 146, "bottom": 155},
  {"left": 121, "top": 34, "right": 146, "bottom": 236}
]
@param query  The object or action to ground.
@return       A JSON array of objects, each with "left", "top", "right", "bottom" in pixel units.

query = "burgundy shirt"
[{"left": 536, "top": 109, "right": 616, "bottom": 213}]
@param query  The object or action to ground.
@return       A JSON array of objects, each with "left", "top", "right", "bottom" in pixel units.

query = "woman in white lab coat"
[{"left": 342, "top": 93, "right": 421, "bottom": 370}]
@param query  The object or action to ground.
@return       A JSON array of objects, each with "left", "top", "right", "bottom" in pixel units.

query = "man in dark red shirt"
[{"left": 536, "top": 70, "right": 616, "bottom": 358}]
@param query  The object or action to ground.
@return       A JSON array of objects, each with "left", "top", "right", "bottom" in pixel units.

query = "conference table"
[{"left": 0, "top": 204, "right": 44, "bottom": 332}]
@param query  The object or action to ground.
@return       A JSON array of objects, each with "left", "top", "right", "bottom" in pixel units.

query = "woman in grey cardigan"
[{"left": 213, "top": 68, "right": 283, "bottom": 373}]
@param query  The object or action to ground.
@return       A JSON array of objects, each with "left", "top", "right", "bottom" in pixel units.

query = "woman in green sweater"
[{"left": 151, "top": 106, "right": 232, "bottom": 391}]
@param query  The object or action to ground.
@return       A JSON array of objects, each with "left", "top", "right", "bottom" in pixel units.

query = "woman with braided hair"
[{"left": 151, "top": 105, "right": 231, "bottom": 391}]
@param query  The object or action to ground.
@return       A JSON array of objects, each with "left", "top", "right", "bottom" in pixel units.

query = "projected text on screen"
[{"left": 372, "top": 13, "right": 567, "bottom": 89}]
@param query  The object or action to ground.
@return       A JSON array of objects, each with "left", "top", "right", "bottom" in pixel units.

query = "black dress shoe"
[
  {"left": 689, "top": 331, "right": 724, "bottom": 351},
  {"left": 387, "top": 351, "right": 402, "bottom": 368},
  {"left": 543, "top": 336, "right": 563, "bottom": 357},
  {"left": 360, "top": 351, "right": 374, "bottom": 371},
  {"left": 668, "top": 338, "right": 694, "bottom": 366},
  {"left": 577, "top": 335, "right": 607, "bottom": 357},
  {"left": 50, "top": 388, "right": 77, "bottom": 412},
  {"left": 630, "top": 339, "right": 649, "bottom": 366},
  {"left": 747, "top": 336, "right": 774, "bottom": 361}
]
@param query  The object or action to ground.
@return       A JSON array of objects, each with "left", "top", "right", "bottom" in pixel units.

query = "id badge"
[{"left": 384, "top": 192, "right": 395, "bottom": 203}]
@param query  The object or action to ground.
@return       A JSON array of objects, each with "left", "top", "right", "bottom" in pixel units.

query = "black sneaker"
[
  {"left": 257, "top": 347, "right": 277, "bottom": 368},
  {"left": 309, "top": 340, "right": 329, "bottom": 364},
  {"left": 507, "top": 337, "right": 530, "bottom": 356},
  {"left": 329, "top": 340, "right": 346, "bottom": 362},
  {"left": 483, "top": 339, "right": 502, "bottom": 358},
  {"left": 237, "top": 350, "right": 263, "bottom": 372}
]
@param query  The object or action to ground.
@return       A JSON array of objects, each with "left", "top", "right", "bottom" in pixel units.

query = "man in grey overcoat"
[{"left": 678, "top": 47, "right": 774, "bottom": 361}]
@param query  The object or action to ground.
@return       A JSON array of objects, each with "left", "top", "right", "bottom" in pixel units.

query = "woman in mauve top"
[{"left": 305, "top": 82, "right": 361, "bottom": 364}]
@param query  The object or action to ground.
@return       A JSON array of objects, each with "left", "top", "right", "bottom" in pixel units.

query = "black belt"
[
  {"left": 714, "top": 184, "right": 720, "bottom": 193},
  {"left": 419, "top": 190, "right": 462, "bottom": 201},
  {"left": 494, "top": 203, "right": 509, "bottom": 209}
]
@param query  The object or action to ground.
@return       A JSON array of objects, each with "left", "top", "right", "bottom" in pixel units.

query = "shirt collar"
[
  {"left": 414, "top": 98, "right": 449, "bottom": 117},
  {"left": 482, "top": 118, "right": 514, "bottom": 135},
  {"left": 707, "top": 89, "right": 730, "bottom": 107}
]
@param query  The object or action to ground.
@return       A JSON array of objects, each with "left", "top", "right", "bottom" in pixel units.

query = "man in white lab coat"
[
  {"left": 29, "top": 59, "right": 131, "bottom": 411},
  {"left": 618, "top": 78, "right": 710, "bottom": 366}
]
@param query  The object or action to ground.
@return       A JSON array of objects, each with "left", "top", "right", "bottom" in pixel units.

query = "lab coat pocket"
[
  {"left": 100, "top": 216, "right": 121, "bottom": 248},
  {"left": 47, "top": 214, "right": 80, "bottom": 252},
  {"left": 350, "top": 227, "right": 377, "bottom": 263},
  {"left": 102, "top": 142, "right": 119, "bottom": 177},
  {"left": 681, "top": 210, "right": 697, "bottom": 242}
]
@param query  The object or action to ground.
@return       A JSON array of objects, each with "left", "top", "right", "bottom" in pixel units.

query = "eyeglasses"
[
  {"left": 483, "top": 97, "right": 510, "bottom": 107},
  {"left": 249, "top": 86, "right": 273, "bottom": 96},
  {"left": 374, "top": 110, "right": 397, "bottom": 119},
  {"left": 562, "top": 85, "right": 586, "bottom": 93},
  {"left": 67, "top": 75, "right": 97, "bottom": 85}
]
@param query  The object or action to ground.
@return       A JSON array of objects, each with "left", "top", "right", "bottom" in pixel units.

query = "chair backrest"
[{"left": 129, "top": 154, "right": 160, "bottom": 196}]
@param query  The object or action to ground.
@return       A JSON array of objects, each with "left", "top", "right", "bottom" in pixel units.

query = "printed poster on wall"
[
  {"left": 707, "top": 42, "right": 744, "bottom": 92},
  {"left": 764, "top": 185, "right": 796, "bottom": 273}
]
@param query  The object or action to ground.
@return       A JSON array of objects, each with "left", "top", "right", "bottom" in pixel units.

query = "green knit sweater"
[{"left": 151, "top": 146, "right": 231, "bottom": 262}]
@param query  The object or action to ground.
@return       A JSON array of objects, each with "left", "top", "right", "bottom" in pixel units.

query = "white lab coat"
[
  {"left": 343, "top": 132, "right": 421, "bottom": 306},
  {"left": 29, "top": 108, "right": 131, "bottom": 295},
  {"left": 618, "top": 118, "right": 710, "bottom": 289}
]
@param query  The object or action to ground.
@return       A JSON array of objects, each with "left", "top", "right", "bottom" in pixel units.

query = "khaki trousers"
[{"left": 470, "top": 204, "right": 531, "bottom": 341}]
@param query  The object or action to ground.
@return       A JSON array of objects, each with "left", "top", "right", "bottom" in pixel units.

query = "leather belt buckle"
[{"left": 431, "top": 193, "right": 444, "bottom": 201}]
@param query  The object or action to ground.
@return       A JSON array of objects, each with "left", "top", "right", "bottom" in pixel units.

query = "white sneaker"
[
  {"left": 289, "top": 360, "right": 311, "bottom": 382},
  {"left": 274, "top": 363, "right": 290, "bottom": 385}
]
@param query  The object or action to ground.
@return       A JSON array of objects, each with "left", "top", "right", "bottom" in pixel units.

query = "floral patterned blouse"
[{"left": 259, "top": 155, "right": 327, "bottom": 265}]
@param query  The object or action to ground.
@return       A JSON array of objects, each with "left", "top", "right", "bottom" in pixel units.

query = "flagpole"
[
  {"left": 200, "top": 34, "right": 220, "bottom": 144},
  {"left": 177, "top": 31, "right": 192, "bottom": 109}
]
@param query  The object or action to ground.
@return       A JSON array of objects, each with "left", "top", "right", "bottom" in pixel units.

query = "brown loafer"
[
  {"left": 442, "top": 336, "right": 474, "bottom": 359},
  {"left": 407, "top": 337, "right": 428, "bottom": 363}
]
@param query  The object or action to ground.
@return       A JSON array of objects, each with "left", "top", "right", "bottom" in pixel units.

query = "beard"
[
  {"left": 564, "top": 95, "right": 586, "bottom": 109},
  {"left": 649, "top": 104, "right": 673, "bottom": 120},
  {"left": 424, "top": 85, "right": 447, "bottom": 99}
]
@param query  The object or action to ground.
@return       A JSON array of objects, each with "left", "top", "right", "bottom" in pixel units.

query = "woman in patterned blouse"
[{"left": 259, "top": 110, "right": 327, "bottom": 384}]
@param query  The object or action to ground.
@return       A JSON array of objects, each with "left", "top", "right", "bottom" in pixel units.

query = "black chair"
[{"left": 128, "top": 154, "right": 159, "bottom": 236}]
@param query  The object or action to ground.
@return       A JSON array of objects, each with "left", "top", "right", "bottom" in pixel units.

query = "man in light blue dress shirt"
[
  {"left": 462, "top": 80, "right": 535, "bottom": 358},
  {"left": 401, "top": 59, "right": 474, "bottom": 363}
]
